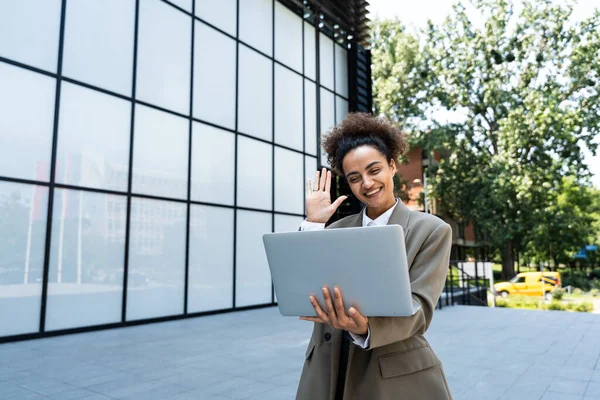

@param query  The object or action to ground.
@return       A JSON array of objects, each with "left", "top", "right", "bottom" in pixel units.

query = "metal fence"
[{"left": 437, "top": 260, "right": 491, "bottom": 309}]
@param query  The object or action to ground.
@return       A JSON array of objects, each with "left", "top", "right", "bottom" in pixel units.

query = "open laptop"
[{"left": 262, "top": 225, "right": 419, "bottom": 317}]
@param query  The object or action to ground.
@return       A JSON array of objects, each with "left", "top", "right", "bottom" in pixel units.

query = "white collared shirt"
[{"left": 300, "top": 199, "right": 400, "bottom": 349}]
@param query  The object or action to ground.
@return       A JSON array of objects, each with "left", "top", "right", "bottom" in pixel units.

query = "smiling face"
[{"left": 342, "top": 145, "right": 397, "bottom": 219}]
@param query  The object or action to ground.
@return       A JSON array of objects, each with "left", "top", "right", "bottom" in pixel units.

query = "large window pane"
[
  {"left": 336, "top": 96, "right": 349, "bottom": 125},
  {"left": 274, "top": 65, "right": 303, "bottom": 151},
  {"left": 169, "top": 0, "right": 192, "bottom": 12},
  {"left": 0, "top": 63, "right": 55, "bottom": 182},
  {"left": 126, "top": 198, "right": 186, "bottom": 321},
  {"left": 304, "top": 80, "right": 317, "bottom": 156},
  {"left": 46, "top": 190, "right": 125, "bottom": 331},
  {"left": 275, "top": 214, "right": 304, "bottom": 233},
  {"left": 56, "top": 83, "right": 131, "bottom": 192},
  {"left": 0, "top": 0, "right": 61, "bottom": 72},
  {"left": 62, "top": 0, "right": 135, "bottom": 96},
  {"left": 193, "top": 22, "right": 236, "bottom": 130},
  {"left": 0, "top": 182, "right": 48, "bottom": 337},
  {"left": 136, "top": 0, "right": 191, "bottom": 115},
  {"left": 236, "top": 210, "right": 271, "bottom": 307},
  {"left": 191, "top": 122, "right": 235, "bottom": 205},
  {"left": 304, "top": 23, "right": 316, "bottom": 80},
  {"left": 319, "top": 33, "right": 334, "bottom": 91},
  {"left": 188, "top": 205, "right": 233, "bottom": 312},
  {"left": 335, "top": 44, "right": 349, "bottom": 98},
  {"left": 195, "top": 0, "right": 236, "bottom": 36},
  {"left": 238, "top": 46, "right": 272, "bottom": 141},
  {"left": 320, "top": 88, "right": 335, "bottom": 168},
  {"left": 239, "top": 0, "right": 272, "bottom": 56},
  {"left": 132, "top": 105, "right": 189, "bottom": 200},
  {"left": 274, "top": 3, "right": 302, "bottom": 73},
  {"left": 236, "top": 137, "right": 272, "bottom": 211},
  {"left": 275, "top": 148, "right": 303, "bottom": 214}
]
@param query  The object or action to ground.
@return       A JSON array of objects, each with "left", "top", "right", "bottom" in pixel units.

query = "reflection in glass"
[
  {"left": 238, "top": 46, "right": 273, "bottom": 141},
  {"left": 62, "top": 0, "right": 135, "bottom": 96},
  {"left": 319, "top": 33, "right": 334, "bottom": 90},
  {"left": 320, "top": 89, "right": 335, "bottom": 168},
  {"left": 237, "top": 137, "right": 273, "bottom": 211},
  {"left": 335, "top": 44, "right": 349, "bottom": 98},
  {"left": 191, "top": 122, "right": 235, "bottom": 205},
  {"left": 136, "top": 0, "right": 191, "bottom": 115},
  {"left": 0, "top": 182, "right": 48, "bottom": 337},
  {"left": 304, "top": 80, "right": 318, "bottom": 156},
  {"left": 126, "top": 197, "right": 186, "bottom": 321},
  {"left": 275, "top": 148, "right": 303, "bottom": 214},
  {"left": 336, "top": 96, "right": 349, "bottom": 125},
  {"left": 188, "top": 205, "right": 233, "bottom": 312},
  {"left": 275, "top": 2, "right": 302, "bottom": 73},
  {"left": 0, "top": 0, "right": 61, "bottom": 72},
  {"left": 168, "top": 0, "right": 192, "bottom": 12},
  {"left": 56, "top": 83, "right": 131, "bottom": 192},
  {"left": 275, "top": 214, "right": 304, "bottom": 233},
  {"left": 0, "top": 63, "right": 55, "bottom": 182},
  {"left": 236, "top": 210, "right": 272, "bottom": 307},
  {"left": 275, "top": 65, "right": 303, "bottom": 151},
  {"left": 239, "top": 0, "right": 273, "bottom": 56},
  {"left": 196, "top": 0, "right": 236, "bottom": 36},
  {"left": 132, "top": 105, "right": 189, "bottom": 200},
  {"left": 193, "top": 22, "right": 236, "bottom": 130},
  {"left": 304, "top": 23, "right": 316, "bottom": 81},
  {"left": 46, "top": 190, "right": 125, "bottom": 331}
]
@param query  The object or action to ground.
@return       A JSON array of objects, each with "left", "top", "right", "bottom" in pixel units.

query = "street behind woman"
[{"left": 296, "top": 112, "right": 453, "bottom": 400}]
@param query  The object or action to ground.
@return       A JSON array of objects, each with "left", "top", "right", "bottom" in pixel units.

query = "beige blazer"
[{"left": 296, "top": 201, "right": 453, "bottom": 400}]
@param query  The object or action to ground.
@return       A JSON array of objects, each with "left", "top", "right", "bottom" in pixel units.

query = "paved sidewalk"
[{"left": 1, "top": 306, "right": 599, "bottom": 400}]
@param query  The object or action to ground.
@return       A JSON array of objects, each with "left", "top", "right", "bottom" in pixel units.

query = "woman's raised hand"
[{"left": 305, "top": 168, "right": 348, "bottom": 224}]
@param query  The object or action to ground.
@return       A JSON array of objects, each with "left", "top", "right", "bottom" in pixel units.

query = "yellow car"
[{"left": 493, "top": 272, "right": 561, "bottom": 300}]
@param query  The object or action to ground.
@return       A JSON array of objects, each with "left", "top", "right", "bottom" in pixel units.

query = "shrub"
[
  {"left": 546, "top": 301, "right": 566, "bottom": 311},
  {"left": 590, "top": 288, "right": 600, "bottom": 297},
  {"left": 552, "top": 290, "right": 565, "bottom": 300},
  {"left": 510, "top": 295, "right": 539, "bottom": 309},
  {"left": 573, "top": 288, "right": 584, "bottom": 296},
  {"left": 574, "top": 302, "right": 593, "bottom": 312},
  {"left": 591, "top": 281, "right": 600, "bottom": 291},
  {"left": 589, "top": 269, "right": 600, "bottom": 280},
  {"left": 562, "top": 272, "right": 591, "bottom": 291},
  {"left": 495, "top": 298, "right": 508, "bottom": 308}
]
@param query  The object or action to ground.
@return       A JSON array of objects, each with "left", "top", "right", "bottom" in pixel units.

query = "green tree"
[
  {"left": 525, "top": 177, "right": 598, "bottom": 267},
  {"left": 372, "top": 0, "right": 600, "bottom": 278}
]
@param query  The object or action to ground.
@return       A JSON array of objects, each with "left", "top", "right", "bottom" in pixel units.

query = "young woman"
[{"left": 296, "top": 113, "right": 453, "bottom": 400}]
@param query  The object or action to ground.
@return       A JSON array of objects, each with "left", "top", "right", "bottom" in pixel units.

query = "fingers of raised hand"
[
  {"left": 324, "top": 170, "right": 332, "bottom": 193},
  {"left": 314, "top": 170, "right": 321, "bottom": 192},
  {"left": 319, "top": 168, "right": 327, "bottom": 191}
]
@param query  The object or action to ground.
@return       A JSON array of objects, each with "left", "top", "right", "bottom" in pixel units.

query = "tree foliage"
[{"left": 372, "top": 0, "right": 600, "bottom": 277}]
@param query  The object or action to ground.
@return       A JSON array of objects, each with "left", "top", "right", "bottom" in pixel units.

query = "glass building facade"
[{"left": 0, "top": 0, "right": 368, "bottom": 341}]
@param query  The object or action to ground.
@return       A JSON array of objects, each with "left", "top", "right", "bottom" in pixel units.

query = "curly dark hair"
[{"left": 322, "top": 112, "right": 408, "bottom": 175}]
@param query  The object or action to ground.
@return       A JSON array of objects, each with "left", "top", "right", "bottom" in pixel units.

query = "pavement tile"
[
  {"left": 0, "top": 306, "right": 599, "bottom": 400},
  {"left": 541, "top": 392, "right": 585, "bottom": 400},
  {"left": 587, "top": 382, "right": 600, "bottom": 397},
  {"left": 548, "top": 378, "right": 590, "bottom": 395}
]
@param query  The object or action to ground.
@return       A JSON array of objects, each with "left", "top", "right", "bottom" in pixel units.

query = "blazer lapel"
[{"left": 388, "top": 199, "right": 411, "bottom": 237}]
